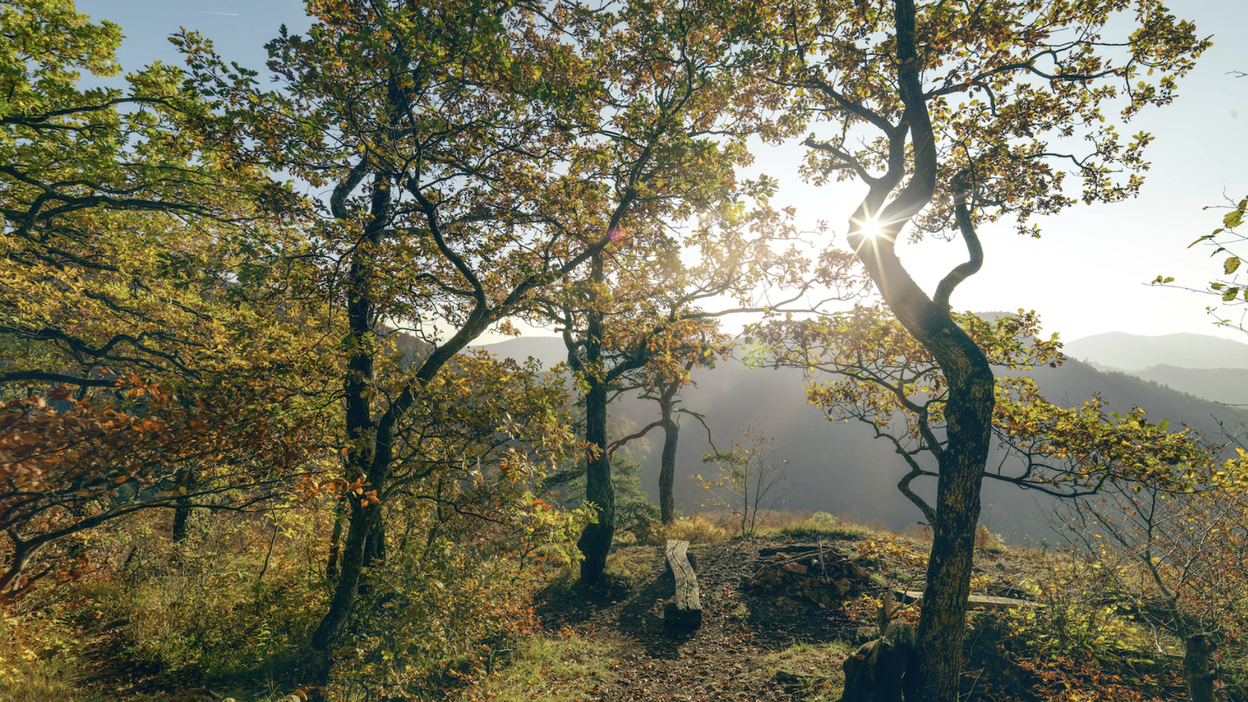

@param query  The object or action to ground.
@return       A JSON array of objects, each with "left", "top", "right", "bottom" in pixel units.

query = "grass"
[
  {"left": 755, "top": 640, "right": 856, "bottom": 702},
  {"left": 0, "top": 656, "right": 114, "bottom": 702},
  {"left": 463, "top": 633, "right": 619, "bottom": 702},
  {"left": 646, "top": 514, "right": 732, "bottom": 544},
  {"left": 758, "top": 511, "right": 884, "bottom": 542}
]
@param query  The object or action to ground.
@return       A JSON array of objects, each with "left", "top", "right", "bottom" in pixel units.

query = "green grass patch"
[
  {"left": 757, "top": 640, "right": 855, "bottom": 701},
  {"left": 465, "top": 634, "right": 619, "bottom": 702},
  {"left": 760, "top": 512, "right": 881, "bottom": 542}
]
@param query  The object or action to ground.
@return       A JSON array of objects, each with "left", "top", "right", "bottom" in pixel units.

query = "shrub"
[{"left": 326, "top": 495, "right": 584, "bottom": 700}]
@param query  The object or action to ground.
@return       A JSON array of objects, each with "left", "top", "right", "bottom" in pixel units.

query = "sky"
[{"left": 76, "top": 0, "right": 1248, "bottom": 345}]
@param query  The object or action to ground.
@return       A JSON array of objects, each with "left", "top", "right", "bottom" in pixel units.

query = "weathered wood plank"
[
  {"left": 664, "top": 539, "right": 702, "bottom": 628},
  {"left": 893, "top": 589, "right": 1042, "bottom": 609}
]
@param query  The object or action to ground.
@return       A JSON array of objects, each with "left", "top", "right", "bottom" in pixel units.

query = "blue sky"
[{"left": 77, "top": 0, "right": 1248, "bottom": 344}]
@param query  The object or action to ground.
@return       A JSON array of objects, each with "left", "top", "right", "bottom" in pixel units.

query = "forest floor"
[
  {"left": 459, "top": 529, "right": 1116, "bottom": 702},
  {"left": 10, "top": 522, "right": 1201, "bottom": 702}
]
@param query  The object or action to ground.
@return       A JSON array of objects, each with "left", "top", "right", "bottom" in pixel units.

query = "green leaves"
[
  {"left": 1225, "top": 198, "right": 1247, "bottom": 230},
  {"left": 1226, "top": 257, "right": 1241, "bottom": 276}
]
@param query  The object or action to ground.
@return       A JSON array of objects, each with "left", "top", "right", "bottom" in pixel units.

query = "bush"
[
  {"left": 326, "top": 496, "right": 584, "bottom": 700},
  {"left": 1008, "top": 559, "right": 1153, "bottom": 661},
  {"left": 101, "top": 507, "right": 327, "bottom": 682}
]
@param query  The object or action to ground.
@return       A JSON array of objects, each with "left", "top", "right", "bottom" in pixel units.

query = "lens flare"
[{"left": 859, "top": 218, "right": 886, "bottom": 240}]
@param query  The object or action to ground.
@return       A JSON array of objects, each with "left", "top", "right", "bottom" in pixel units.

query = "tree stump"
[
  {"left": 664, "top": 539, "right": 702, "bottom": 628},
  {"left": 839, "top": 620, "right": 915, "bottom": 702}
]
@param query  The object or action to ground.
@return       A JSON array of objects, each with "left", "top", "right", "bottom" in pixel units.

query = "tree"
[
  {"left": 174, "top": 0, "right": 777, "bottom": 643},
  {"left": 741, "top": 1, "right": 1209, "bottom": 697},
  {"left": 0, "top": 0, "right": 333, "bottom": 602},
  {"left": 699, "top": 429, "right": 789, "bottom": 537},
  {"left": 641, "top": 356, "right": 705, "bottom": 525},
  {"left": 538, "top": 180, "right": 836, "bottom": 581},
  {"left": 1060, "top": 467, "right": 1248, "bottom": 702}
]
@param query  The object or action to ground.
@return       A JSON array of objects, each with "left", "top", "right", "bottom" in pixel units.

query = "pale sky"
[{"left": 78, "top": 0, "right": 1248, "bottom": 345}]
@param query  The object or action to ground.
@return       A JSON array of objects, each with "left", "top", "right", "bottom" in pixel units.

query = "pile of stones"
[{"left": 741, "top": 542, "right": 872, "bottom": 608}]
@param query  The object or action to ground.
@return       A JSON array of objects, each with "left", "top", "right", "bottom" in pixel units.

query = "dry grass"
[
  {"left": 646, "top": 514, "right": 732, "bottom": 544},
  {"left": 754, "top": 640, "right": 856, "bottom": 702},
  {"left": 463, "top": 633, "right": 619, "bottom": 702}
]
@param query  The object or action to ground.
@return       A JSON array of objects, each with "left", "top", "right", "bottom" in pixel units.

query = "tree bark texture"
[
  {"left": 171, "top": 497, "right": 191, "bottom": 543},
  {"left": 311, "top": 163, "right": 390, "bottom": 651},
  {"left": 312, "top": 501, "right": 381, "bottom": 651},
  {"left": 658, "top": 387, "right": 679, "bottom": 525}
]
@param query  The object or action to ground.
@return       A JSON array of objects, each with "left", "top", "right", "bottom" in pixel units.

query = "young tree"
[
  {"left": 741, "top": 1, "right": 1209, "bottom": 696},
  {"left": 1062, "top": 475, "right": 1248, "bottom": 702},
  {"left": 640, "top": 356, "right": 705, "bottom": 525},
  {"left": 542, "top": 258, "right": 731, "bottom": 583},
  {"left": 699, "top": 429, "right": 789, "bottom": 537},
  {"left": 538, "top": 183, "right": 838, "bottom": 581}
]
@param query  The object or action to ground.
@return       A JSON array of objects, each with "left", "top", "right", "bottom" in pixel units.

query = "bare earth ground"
[{"left": 534, "top": 538, "right": 886, "bottom": 702}]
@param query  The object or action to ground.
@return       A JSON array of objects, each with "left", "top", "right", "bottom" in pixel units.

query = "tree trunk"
[
  {"left": 658, "top": 391, "right": 679, "bottom": 525},
  {"left": 1184, "top": 633, "right": 1219, "bottom": 702},
  {"left": 578, "top": 253, "right": 615, "bottom": 585},
  {"left": 311, "top": 164, "right": 390, "bottom": 651},
  {"left": 171, "top": 468, "right": 196, "bottom": 543},
  {"left": 326, "top": 497, "right": 345, "bottom": 578},
  {"left": 312, "top": 500, "right": 380, "bottom": 651},
  {"left": 849, "top": 192, "right": 994, "bottom": 702},
  {"left": 842, "top": 2, "right": 994, "bottom": 693},
  {"left": 357, "top": 515, "right": 386, "bottom": 597},
  {"left": 860, "top": 293, "right": 992, "bottom": 702},
  {"left": 577, "top": 373, "right": 614, "bottom": 583},
  {"left": 171, "top": 496, "right": 191, "bottom": 543}
]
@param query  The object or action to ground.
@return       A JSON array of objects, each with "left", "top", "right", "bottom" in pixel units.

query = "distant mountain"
[
  {"left": 475, "top": 336, "right": 1248, "bottom": 541},
  {"left": 1064, "top": 332, "right": 1248, "bottom": 371},
  {"left": 1128, "top": 365, "right": 1248, "bottom": 407},
  {"left": 470, "top": 335, "right": 566, "bottom": 368}
]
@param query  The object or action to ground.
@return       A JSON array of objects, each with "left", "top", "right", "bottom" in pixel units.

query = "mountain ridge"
[
  {"left": 475, "top": 335, "right": 1248, "bottom": 540},
  {"left": 1064, "top": 331, "right": 1248, "bottom": 371}
]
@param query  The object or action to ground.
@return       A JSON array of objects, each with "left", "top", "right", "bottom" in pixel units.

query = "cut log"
[
  {"left": 893, "top": 589, "right": 1042, "bottom": 609},
  {"left": 664, "top": 539, "right": 702, "bottom": 628}
]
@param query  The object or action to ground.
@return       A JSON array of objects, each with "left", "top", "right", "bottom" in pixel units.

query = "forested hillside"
[{"left": 480, "top": 336, "right": 1248, "bottom": 538}]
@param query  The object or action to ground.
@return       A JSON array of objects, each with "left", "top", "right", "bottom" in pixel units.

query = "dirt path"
[{"left": 536, "top": 539, "right": 875, "bottom": 701}]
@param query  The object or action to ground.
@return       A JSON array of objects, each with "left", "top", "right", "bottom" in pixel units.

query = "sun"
[
  {"left": 851, "top": 212, "right": 889, "bottom": 243},
  {"left": 859, "top": 218, "right": 886, "bottom": 239}
]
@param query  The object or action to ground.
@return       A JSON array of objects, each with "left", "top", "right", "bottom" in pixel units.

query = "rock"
[
  {"left": 783, "top": 561, "right": 809, "bottom": 575},
  {"left": 775, "top": 669, "right": 817, "bottom": 695}
]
